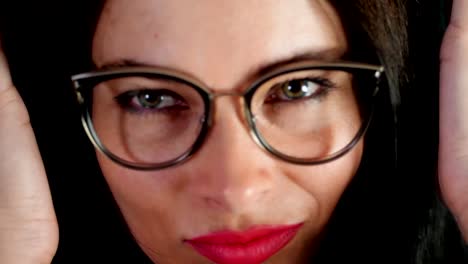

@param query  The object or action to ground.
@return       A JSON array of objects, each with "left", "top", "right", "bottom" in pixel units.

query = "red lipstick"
[{"left": 185, "top": 223, "right": 303, "bottom": 264}]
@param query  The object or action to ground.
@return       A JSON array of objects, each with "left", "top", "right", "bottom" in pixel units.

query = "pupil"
[
  {"left": 289, "top": 80, "right": 302, "bottom": 93},
  {"left": 141, "top": 92, "right": 161, "bottom": 107},
  {"left": 285, "top": 80, "right": 306, "bottom": 97}
]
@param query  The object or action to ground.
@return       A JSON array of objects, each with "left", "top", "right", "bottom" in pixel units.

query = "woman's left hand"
[{"left": 439, "top": 0, "right": 468, "bottom": 243}]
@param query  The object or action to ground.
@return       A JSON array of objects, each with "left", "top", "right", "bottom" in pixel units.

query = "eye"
[
  {"left": 115, "top": 89, "right": 188, "bottom": 113},
  {"left": 265, "top": 78, "right": 334, "bottom": 103},
  {"left": 281, "top": 79, "right": 318, "bottom": 100},
  {"left": 137, "top": 91, "right": 171, "bottom": 109}
]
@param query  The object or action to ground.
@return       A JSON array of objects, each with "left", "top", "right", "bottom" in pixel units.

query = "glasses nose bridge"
[
  {"left": 207, "top": 90, "right": 255, "bottom": 143},
  {"left": 209, "top": 91, "right": 249, "bottom": 122}
]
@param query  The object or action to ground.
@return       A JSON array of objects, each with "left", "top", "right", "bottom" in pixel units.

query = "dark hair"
[
  {"left": 1, "top": 0, "right": 464, "bottom": 263},
  {"left": 315, "top": 1, "right": 466, "bottom": 263}
]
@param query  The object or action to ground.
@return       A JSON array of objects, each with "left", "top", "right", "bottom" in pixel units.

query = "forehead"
[{"left": 93, "top": 0, "right": 347, "bottom": 89}]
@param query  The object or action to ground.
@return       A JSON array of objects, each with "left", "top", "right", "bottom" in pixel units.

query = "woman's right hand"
[
  {"left": 439, "top": 0, "right": 468, "bottom": 243},
  {"left": 0, "top": 41, "right": 58, "bottom": 263}
]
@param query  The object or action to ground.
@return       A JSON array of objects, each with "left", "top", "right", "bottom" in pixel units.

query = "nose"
[{"left": 186, "top": 96, "right": 276, "bottom": 215}]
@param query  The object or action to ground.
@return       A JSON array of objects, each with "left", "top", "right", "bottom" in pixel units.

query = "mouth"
[{"left": 184, "top": 223, "right": 303, "bottom": 264}]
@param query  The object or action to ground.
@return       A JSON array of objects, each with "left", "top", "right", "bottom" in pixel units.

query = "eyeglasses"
[{"left": 72, "top": 61, "right": 384, "bottom": 170}]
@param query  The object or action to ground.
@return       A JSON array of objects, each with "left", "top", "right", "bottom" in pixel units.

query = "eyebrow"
[
  {"left": 248, "top": 48, "right": 346, "bottom": 77},
  {"left": 97, "top": 47, "right": 345, "bottom": 79}
]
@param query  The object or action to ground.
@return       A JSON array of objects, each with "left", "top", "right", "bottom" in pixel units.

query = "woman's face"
[{"left": 92, "top": 0, "right": 362, "bottom": 263}]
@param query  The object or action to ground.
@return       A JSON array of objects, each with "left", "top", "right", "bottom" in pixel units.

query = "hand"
[
  {"left": 0, "top": 41, "right": 58, "bottom": 262},
  {"left": 439, "top": 0, "right": 468, "bottom": 243}
]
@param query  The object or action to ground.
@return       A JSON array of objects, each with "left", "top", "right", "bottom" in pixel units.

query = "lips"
[{"left": 185, "top": 223, "right": 303, "bottom": 264}]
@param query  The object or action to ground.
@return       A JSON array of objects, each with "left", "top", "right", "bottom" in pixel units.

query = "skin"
[
  {"left": 439, "top": 0, "right": 468, "bottom": 242},
  {"left": 0, "top": 41, "right": 58, "bottom": 264},
  {"left": 0, "top": 0, "right": 467, "bottom": 264},
  {"left": 92, "top": 0, "right": 362, "bottom": 263}
]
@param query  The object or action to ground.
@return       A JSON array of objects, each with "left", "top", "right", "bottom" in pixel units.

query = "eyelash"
[
  {"left": 265, "top": 76, "right": 337, "bottom": 104},
  {"left": 114, "top": 88, "right": 188, "bottom": 115},
  {"left": 111, "top": 76, "right": 336, "bottom": 115}
]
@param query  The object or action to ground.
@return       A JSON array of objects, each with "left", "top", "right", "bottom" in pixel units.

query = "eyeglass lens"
[{"left": 86, "top": 68, "right": 372, "bottom": 165}]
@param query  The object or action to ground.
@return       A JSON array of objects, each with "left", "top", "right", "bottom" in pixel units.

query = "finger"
[
  {"left": 0, "top": 40, "right": 58, "bottom": 263},
  {"left": 439, "top": 0, "right": 468, "bottom": 150},
  {"left": 439, "top": 0, "right": 468, "bottom": 148},
  {"left": 439, "top": 0, "right": 468, "bottom": 241},
  {"left": 0, "top": 41, "right": 12, "bottom": 90},
  {"left": 448, "top": 0, "right": 468, "bottom": 29}
]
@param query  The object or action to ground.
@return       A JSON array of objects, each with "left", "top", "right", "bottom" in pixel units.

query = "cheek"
[
  {"left": 284, "top": 141, "right": 363, "bottom": 225},
  {"left": 95, "top": 139, "right": 363, "bottom": 262},
  {"left": 96, "top": 153, "right": 195, "bottom": 260}
]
